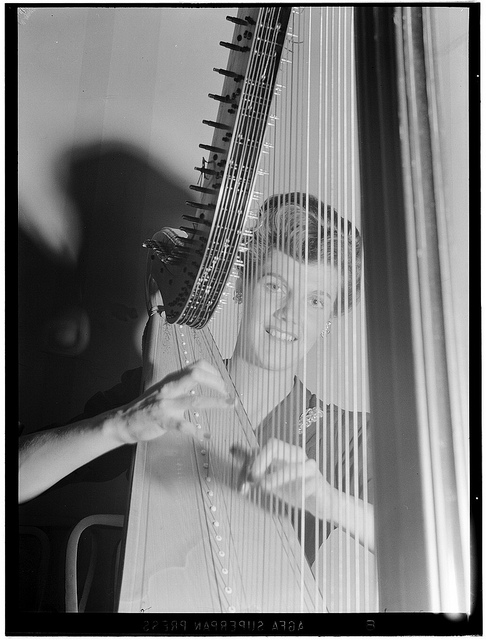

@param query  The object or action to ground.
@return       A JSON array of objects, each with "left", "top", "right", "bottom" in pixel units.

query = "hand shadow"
[{"left": 19, "top": 139, "right": 190, "bottom": 431}]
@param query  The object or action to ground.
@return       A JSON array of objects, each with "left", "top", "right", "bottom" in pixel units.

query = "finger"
[
  {"left": 192, "top": 359, "right": 222, "bottom": 377},
  {"left": 251, "top": 440, "right": 304, "bottom": 480},
  {"left": 160, "top": 362, "right": 231, "bottom": 399},
  {"left": 260, "top": 466, "right": 304, "bottom": 491},
  {"left": 180, "top": 394, "right": 236, "bottom": 411},
  {"left": 175, "top": 419, "right": 209, "bottom": 441},
  {"left": 189, "top": 367, "right": 232, "bottom": 398},
  {"left": 250, "top": 444, "right": 280, "bottom": 480}
]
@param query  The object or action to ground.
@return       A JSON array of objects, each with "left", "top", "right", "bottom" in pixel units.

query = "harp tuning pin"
[
  {"left": 213, "top": 68, "right": 243, "bottom": 82},
  {"left": 208, "top": 93, "right": 234, "bottom": 105},
  {"left": 199, "top": 143, "right": 226, "bottom": 155},
  {"left": 185, "top": 201, "right": 216, "bottom": 211},
  {"left": 220, "top": 41, "right": 250, "bottom": 53},
  {"left": 182, "top": 214, "right": 211, "bottom": 226},
  {"left": 226, "top": 15, "right": 248, "bottom": 26},
  {"left": 202, "top": 119, "right": 231, "bottom": 131},
  {"left": 189, "top": 184, "right": 219, "bottom": 196},
  {"left": 195, "top": 165, "right": 218, "bottom": 176}
]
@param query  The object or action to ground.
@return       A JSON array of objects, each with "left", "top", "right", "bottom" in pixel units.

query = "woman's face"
[{"left": 237, "top": 249, "right": 338, "bottom": 372}]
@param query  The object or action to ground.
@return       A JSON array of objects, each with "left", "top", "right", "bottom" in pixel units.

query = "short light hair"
[{"left": 246, "top": 192, "right": 362, "bottom": 315}]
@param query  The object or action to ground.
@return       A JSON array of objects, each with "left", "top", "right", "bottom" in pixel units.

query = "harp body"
[
  {"left": 118, "top": 294, "right": 317, "bottom": 613},
  {"left": 118, "top": 6, "right": 469, "bottom": 614}
]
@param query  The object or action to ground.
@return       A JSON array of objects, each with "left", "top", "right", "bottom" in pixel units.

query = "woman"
[
  {"left": 18, "top": 192, "right": 373, "bottom": 561},
  {"left": 228, "top": 192, "right": 374, "bottom": 567}
]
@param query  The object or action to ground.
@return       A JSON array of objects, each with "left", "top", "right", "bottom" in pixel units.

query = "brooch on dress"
[{"left": 298, "top": 407, "right": 324, "bottom": 434}]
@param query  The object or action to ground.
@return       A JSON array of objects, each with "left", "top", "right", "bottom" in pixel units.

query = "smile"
[{"left": 267, "top": 328, "right": 297, "bottom": 342}]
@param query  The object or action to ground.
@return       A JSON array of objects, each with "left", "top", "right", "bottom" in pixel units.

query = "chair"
[{"left": 65, "top": 514, "right": 124, "bottom": 612}]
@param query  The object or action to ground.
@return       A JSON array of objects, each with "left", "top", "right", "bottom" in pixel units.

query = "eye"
[
  {"left": 263, "top": 276, "right": 285, "bottom": 294},
  {"left": 309, "top": 294, "right": 326, "bottom": 309}
]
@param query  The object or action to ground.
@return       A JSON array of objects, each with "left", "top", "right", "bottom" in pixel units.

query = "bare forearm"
[
  {"left": 327, "top": 485, "right": 375, "bottom": 553},
  {"left": 18, "top": 411, "right": 123, "bottom": 503},
  {"left": 308, "top": 483, "right": 375, "bottom": 553},
  {"left": 18, "top": 360, "right": 233, "bottom": 504}
]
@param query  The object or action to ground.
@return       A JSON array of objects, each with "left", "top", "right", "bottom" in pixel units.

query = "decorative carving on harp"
[{"left": 117, "top": 7, "right": 468, "bottom": 614}]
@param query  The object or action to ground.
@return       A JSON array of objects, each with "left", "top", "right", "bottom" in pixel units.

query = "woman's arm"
[
  {"left": 19, "top": 411, "right": 128, "bottom": 504},
  {"left": 325, "top": 481, "right": 375, "bottom": 553},
  {"left": 19, "top": 360, "right": 234, "bottom": 504}
]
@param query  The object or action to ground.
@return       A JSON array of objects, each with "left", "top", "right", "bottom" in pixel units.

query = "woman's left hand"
[{"left": 247, "top": 437, "right": 329, "bottom": 517}]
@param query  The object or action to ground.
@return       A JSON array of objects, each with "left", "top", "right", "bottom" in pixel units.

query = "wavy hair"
[{"left": 246, "top": 192, "right": 362, "bottom": 315}]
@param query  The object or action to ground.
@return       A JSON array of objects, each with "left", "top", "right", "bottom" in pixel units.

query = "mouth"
[{"left": 266, "top": 327, "right": 297, "bottom": 343}]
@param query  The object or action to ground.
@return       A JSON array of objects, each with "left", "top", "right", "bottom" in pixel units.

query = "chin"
[{"left": 258, "top": 345, "right": 300, "bottom": 372}]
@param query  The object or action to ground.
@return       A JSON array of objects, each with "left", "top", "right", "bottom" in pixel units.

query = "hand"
[
  {"left": 110, "top": 360, "right": 234, "bottom": 444},
  {"left": 248, "top": 438, "right": 329, "bottom": 517}
]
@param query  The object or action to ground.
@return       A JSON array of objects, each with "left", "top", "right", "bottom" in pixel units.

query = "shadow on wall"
[
  {"left": 19, "top": 139, "right": 189, "bottom": 433},
  {"left": 18, "top": 140, "right": 189, "bottom": 612},
  {"left": 59, "top": 139, "right": 188, "bottom": 322}
]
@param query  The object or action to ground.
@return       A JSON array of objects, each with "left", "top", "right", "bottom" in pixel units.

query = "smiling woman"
[
  {"left": 225, "top": 192, "right": 370, "bottom": 567},
  {"left": 230, "top": 193, "right": 352, "bottom": 398},
  {"left": 234, "top": 250, "right": 336, "bottom": 371},
  {"left": 117, "top": 176, "right": 374, "bottom": 611}
]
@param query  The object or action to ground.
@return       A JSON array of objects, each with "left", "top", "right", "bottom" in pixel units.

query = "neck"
[{"left": 227, "top": 354, "right": 295, "bottom": 428}]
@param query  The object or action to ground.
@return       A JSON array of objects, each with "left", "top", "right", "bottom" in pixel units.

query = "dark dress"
[{"left": 256, "top": 378, "right": 372, "bottom": 566}]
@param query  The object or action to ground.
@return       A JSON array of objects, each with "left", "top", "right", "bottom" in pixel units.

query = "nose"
[{"left": 273, "top": 293, "right": 298, "bottom": 324}]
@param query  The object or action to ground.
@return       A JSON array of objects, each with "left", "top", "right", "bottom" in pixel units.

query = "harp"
[{"left": 117, "top": 7, "right": 469, "bottom": 614}]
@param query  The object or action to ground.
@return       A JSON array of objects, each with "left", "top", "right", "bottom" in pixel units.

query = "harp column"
[{"left": 355, "top": 7, "right": 469, "bottom": 613}]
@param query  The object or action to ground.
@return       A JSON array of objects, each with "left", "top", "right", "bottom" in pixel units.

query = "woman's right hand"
[{"left": 108, "top": 360, "right": 235, "bottom": 444}]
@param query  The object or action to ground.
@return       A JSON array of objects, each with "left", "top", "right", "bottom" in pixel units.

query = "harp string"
[
  {"left": 344, "top": 7, "right": 353, "bottom": 610},
  {"left": 313, "top": 10, "right": 323, "bottom": 609},
  {"left": 274, "top": 26, "right": 288, "bottom": 606},
  {"left": 336, "top": 7, "right": 345, "bottom": 612},
  {"left": 189, "top": 326, "right": 248, "bottom": 610},
  {"left": 318, "top": 8, "right": 330, "bottom": 610},
  {"left": 302, "top": 6, "right": 313, "bottom": 610},
  {"left": 349, "top": 6, "right": 360, "bottom": 609},
  {"left": 180, "top": 329, "right": 224, "bottom": 611},
  {"left": 204, "top": 5, "right": 372, "bottom": 612}
]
